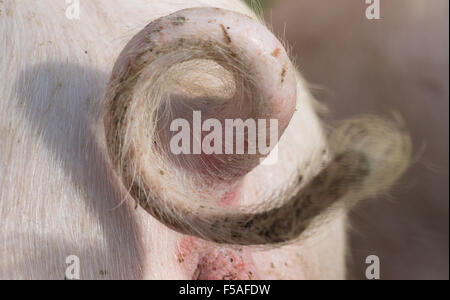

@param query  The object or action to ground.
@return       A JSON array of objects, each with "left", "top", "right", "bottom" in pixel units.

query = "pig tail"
[{"left": 103, "top": 8, "right": 411, "bottom": 246}]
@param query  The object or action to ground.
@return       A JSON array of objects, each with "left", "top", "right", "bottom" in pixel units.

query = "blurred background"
[{"left": 246, "top": 0, "right": 449, "bottom": 279}]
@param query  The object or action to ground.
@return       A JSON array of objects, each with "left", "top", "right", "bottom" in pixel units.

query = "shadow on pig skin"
[
  {"left": 13, "top": 63, "right": 144, "bottom": 279},
  {"left": 4, "top": 235, "right": 109, "bottom": 280}
]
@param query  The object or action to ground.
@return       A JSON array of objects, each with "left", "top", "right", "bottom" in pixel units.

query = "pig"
[{"left": 0, "top": 0, "right": 411, "bottom": 279}]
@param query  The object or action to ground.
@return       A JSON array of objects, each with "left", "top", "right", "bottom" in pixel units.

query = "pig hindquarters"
[{"left": 0, "top": 0, "right": 410, "bottom": 279}]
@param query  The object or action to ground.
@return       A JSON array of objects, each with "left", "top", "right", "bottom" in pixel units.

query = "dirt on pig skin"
[{"left": 177, "top": 237, "right": 258, "bottom": 280}]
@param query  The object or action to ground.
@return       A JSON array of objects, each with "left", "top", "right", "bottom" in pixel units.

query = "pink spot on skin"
[
  {"left": 196, "top": 250, "right": 258, "bottom": 280},
  {"left": 178, "top": 237, "right": 197, "bottom": 260},
  {"left": 177, "top": 237, "right": 204, "bottom": 273},
  {"left": 219, "top": 182, "right": 243, "bottom": 206},
  {"left": 177, "top": 165, "right": 256, "bottom": 280}
]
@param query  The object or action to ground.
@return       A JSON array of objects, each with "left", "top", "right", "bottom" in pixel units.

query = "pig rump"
[{"left": 104, "top": 8, "right": 411, "bottom": 245}]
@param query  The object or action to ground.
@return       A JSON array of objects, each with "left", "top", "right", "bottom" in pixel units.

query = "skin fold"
[{"left": 0, "top": 0, "right": 410, "bottom": 279}]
